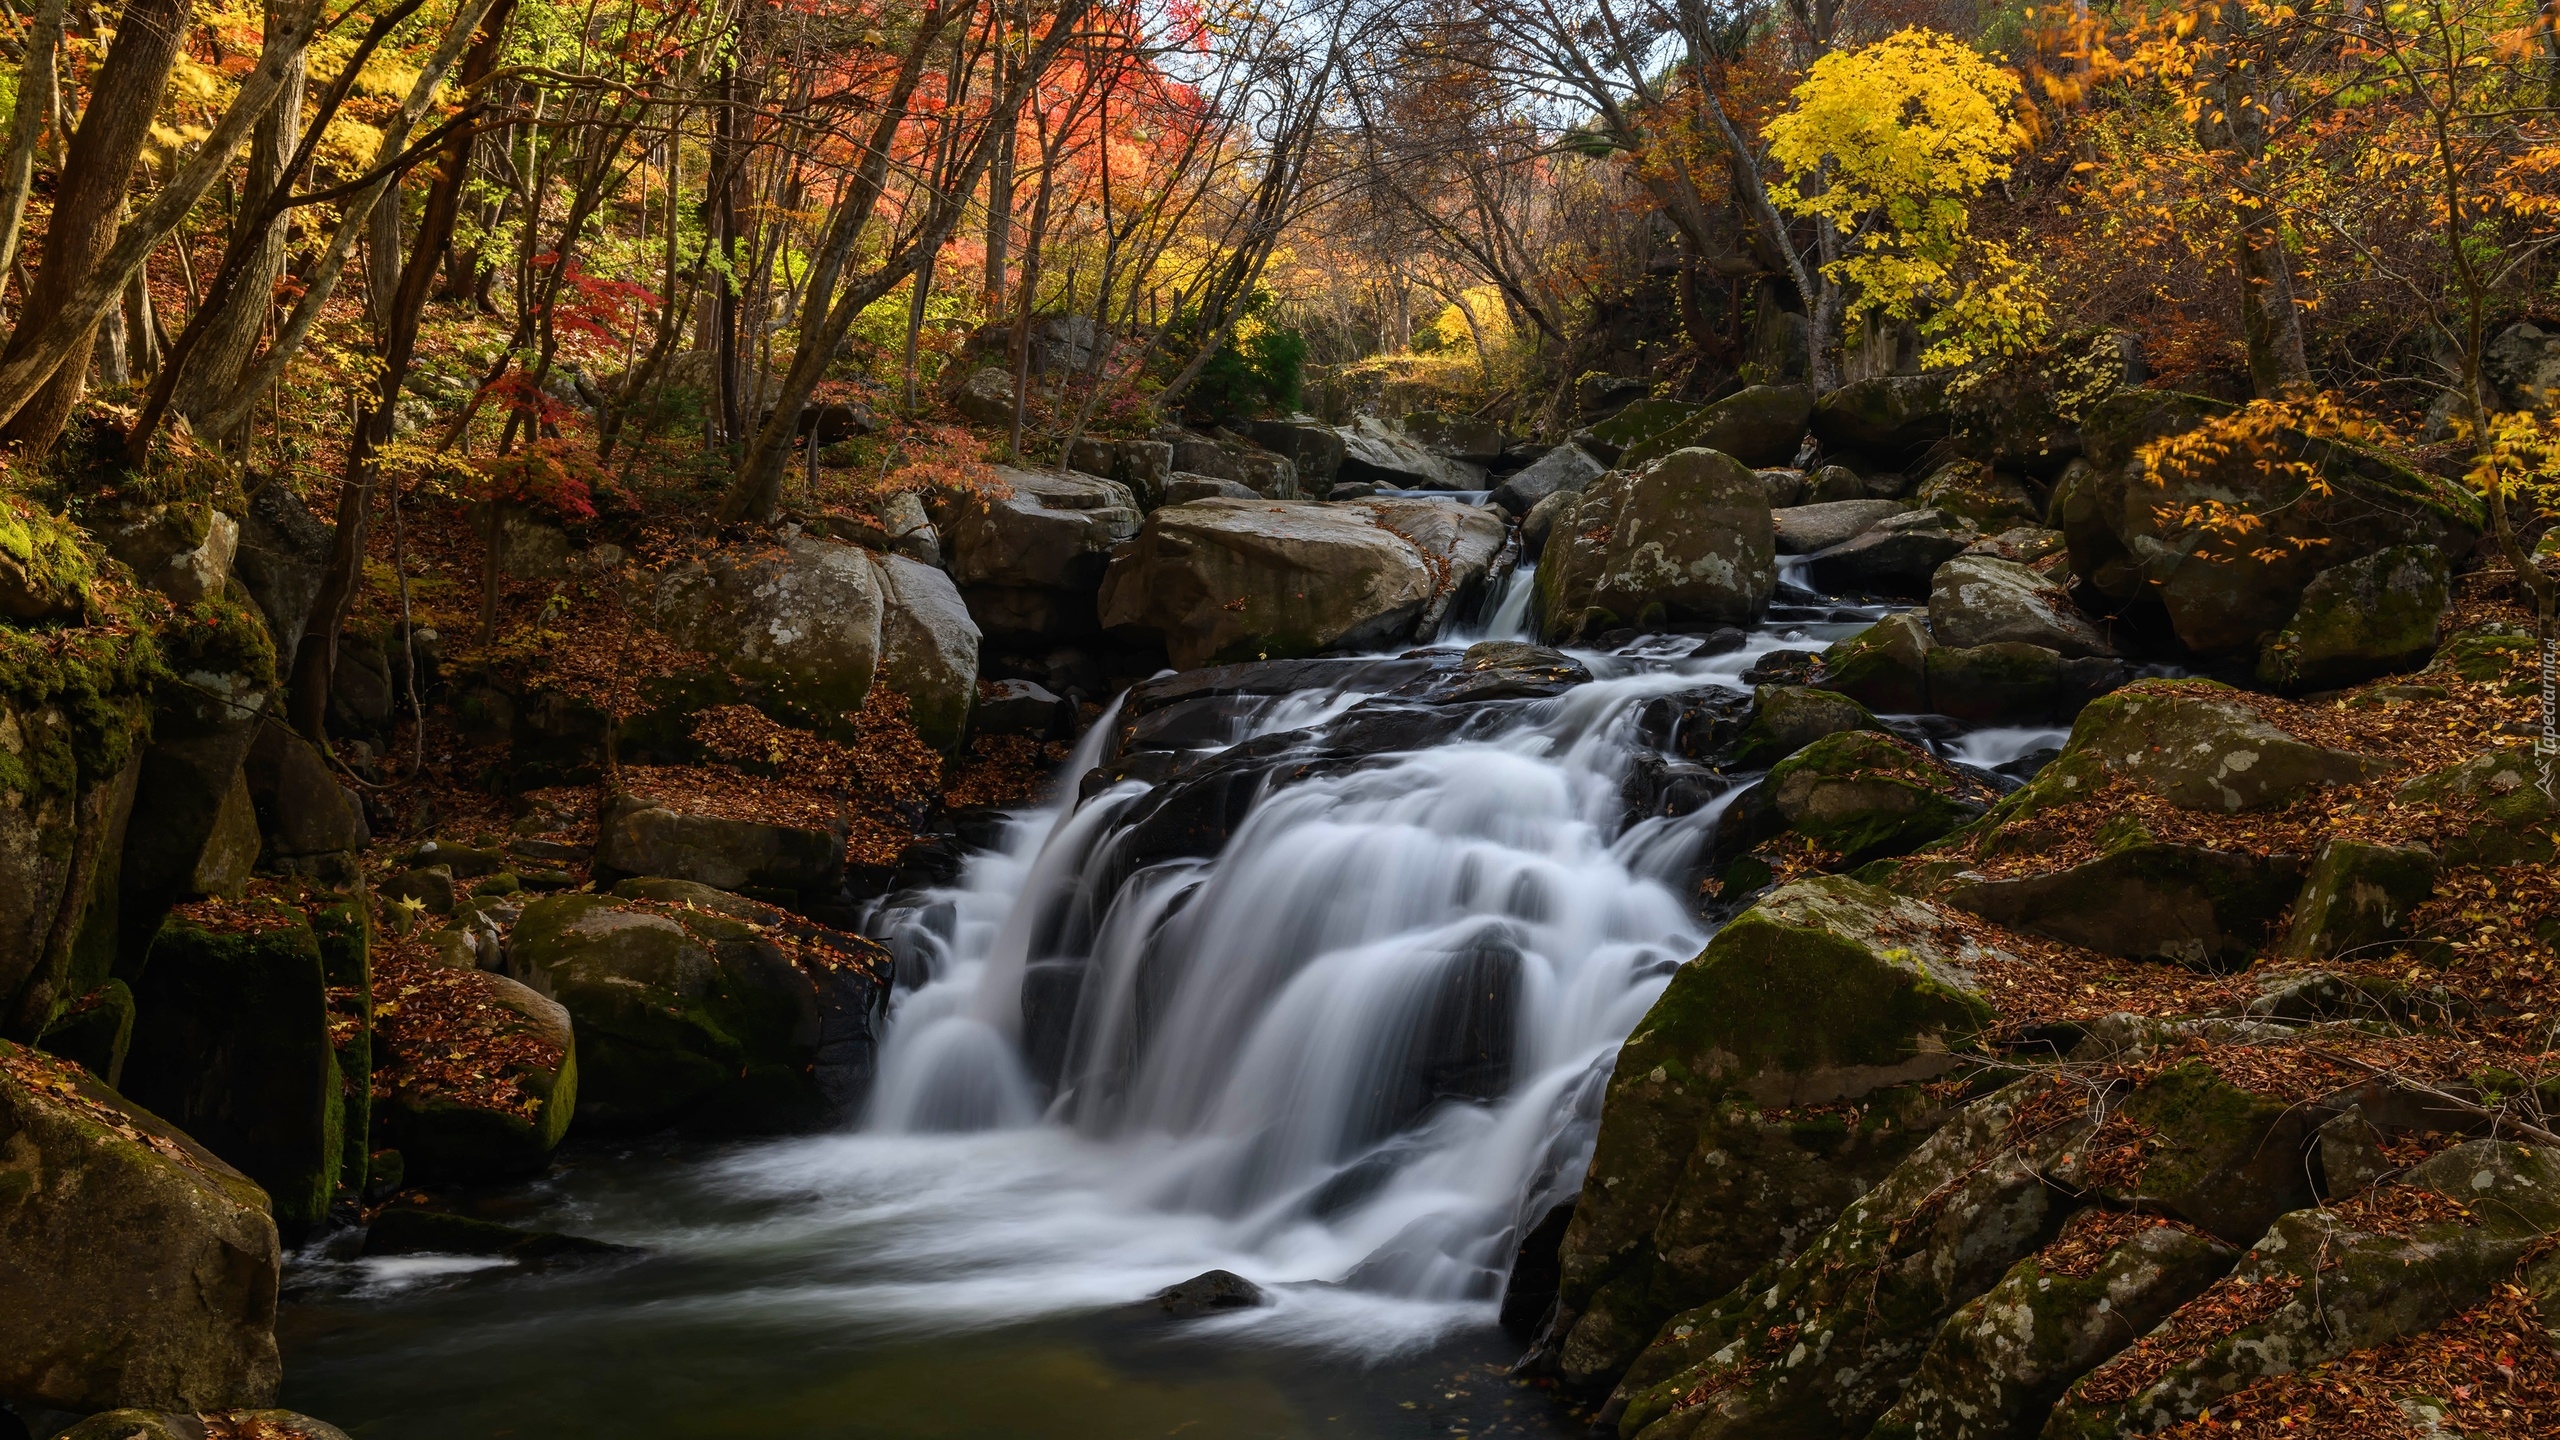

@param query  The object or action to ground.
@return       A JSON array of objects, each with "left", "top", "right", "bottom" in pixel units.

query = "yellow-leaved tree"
[{"left": 1761, "top": 29, "right": 2037, "bottom": 368}]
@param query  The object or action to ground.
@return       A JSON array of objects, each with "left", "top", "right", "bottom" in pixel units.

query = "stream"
[{"left": 275, "top": 561, "right": 2066, "bottom": 1440}]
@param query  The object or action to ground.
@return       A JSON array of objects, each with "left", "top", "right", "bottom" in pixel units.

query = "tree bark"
[
  {"left": 366, "top": 169, "right": 404, "bottom": 329},
  {"left": 0, "top": 0, "right": 69, "bottom": 283},
  {"left": 0, "top": 0, "right": 195, "bottom": 454},
  {"left": 172, "top": 5, "right": 306, "bottom": 441}
]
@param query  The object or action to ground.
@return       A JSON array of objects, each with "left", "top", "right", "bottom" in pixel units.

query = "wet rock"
[
  {"left": 2274, "top": 838, "right": 2438, "bottom": 961},
  {"left": 1535, "top": 448, "right": 1776, "bottom": 644},
  {"left": 1394, "top": 642, "right": 1592, "bottom": 705},
  {"left": 1153, "top": 1269, "right": 1269, "bottom": 1317},
  {"left": 1808, "top": 372, "right": 1953, "bottom": 463},
  {"left": 1501, "top": 1200, "right": 1579, "bottom": 1337},
  {"left": 1490, "top": 440, "right": 1607, "bottom": 515},
  {"left": 1098, "top": 497, "right": 1503, "bottom": 668},
  {"left": 507, "top": 878, "right": 889, "bottom": 1133},
  {"left": 2255, "top": 543, "right": 2452, "bottom": 692},
  {"left": 1617, "top": 385, "right": 1816, "bottom": 470},
  {"left": 1818, "top": 612, "right": 1935, "bottom": 714},
  {"left": 974, "top": 679, "right": 1073, "bottom": 738},
  {"left": 591, "top": 791, "right": 843, "bottom": 899},
  {"left": 1804, "top": 508, "right": 1973, "bottom": 599},
  {"left": 1929, "top": 554, "right": 2113, "bottom": 657},
  {"left": 0, "top": 1039, "right": 281, "bottom": 1412},
  {"left": 1635, "top": 686, "right": 1760, "bottom": 761},
  {"left": 1867, "top": 1215, "right": 2240, "bottom": 1440},
  {"left": 1766, "top": 729, "right": 1988, "bottom": 865},
  {"left": 363, "top": 1207, "right": 629, "bottom": 1261},
  {"left": 1772, "top": 498, "right": 1905, "bottom": 555},
  {"left": 123, "top": 904, "right": 341, "bottom": 1235},
  {"left": 1725, "top": 684, "right": 1873, "bottom": 767},
  {"left": 1549, "top": 877, "right": 2002, "bottom": 1391}
]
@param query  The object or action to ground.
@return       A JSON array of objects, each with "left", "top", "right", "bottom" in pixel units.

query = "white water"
[{"left": 843, "top": 607, "right": 1870, "bottom": 1355}]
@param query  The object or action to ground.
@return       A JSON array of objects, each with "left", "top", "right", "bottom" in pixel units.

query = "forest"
[{"left": 4, "top": 0, "right": 2560, "bottom": 1433}]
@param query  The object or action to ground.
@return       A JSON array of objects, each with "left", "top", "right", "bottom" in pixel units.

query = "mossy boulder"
[
  {"left": 1724, "top": 685, "right": 1874, "bottom": 767},
  {"left": 2255, "top": 544, "right": 2451, "bottom": 692},
  {"left": 2045, "top": 1140, "right": 2560, "bottom": 1438},
  {"left": 1809, "top": 372, "right": 1952, "bottom": 463},
  {"left": 1913, "top": 459, "right": 2040, "bottom": 532},
  {"left": 122, "top": 905, "right": 341, "bottom": 1237},
  {"left": 1536, "top": 449, "right": 1777, "bottom": 644},
  {"left": 2428, "top": 623, "right": 2534, "bottom": 692},
  {"left": 1997, "top": 679, "right": 2384, "bottom": 818},
  {"left": 590, "top": 790, "right": 845, "bottom": 900},
  {"left": 506, "top": 879, "right": 890, "bottom": 1134},
  {"left": 1867, "top": 1215, "right": 2239, "bottom": 1440},
  {"left": 35, "top": 978, "right": 134, "bottom": 1085},
  {"left": 0, "top": 1040, "right": 281, "bottom": 1412},
  {"left": 1928, "top": 554, "right": 2112, "bottom": 657},
  {"left": 1818, "top": 612, "right": 1933, "bottom": 714},
  {"left": 1580, "top": 398, "right": 1701, "bottom": 465},
  {"left": 372, "top": 964, "right": 575, "bottom": 1184},
  {"left": 0, "top": 499, "right": 95, "bottom": 622},
  {"left": 2274, "top": 838, "right": 2437, "bottom": 961},
  {"left": 2393, "top": 745, "right": 2556, "bottom": 867},
  {"left": 2057, "top": 1060, "right": 2324, "bottom": 1242},
  {"left": 1948, "top": 841, "right": 2306, "bottom": 970},
  {"left": 1923, "top": 643, "right": 2128, "bottom": 726},
  {"left": 1618, "top": 385, "right": 1815, "bottom": 470},
  {"left": 1803, "top": 509, "right": 1974, "bottom": 599},
  {"left": 1549, "top": 877, "right": 2001, "bottom": 1390},
  {"left": 1767, "top": 730, "right": 1988, "bottom": 865},
  {"left": 97, "top": 502, "right": 240, "bottom": 606},
  {"left": 2059, "top": 390, "right": 2482, "bottom": 659}
]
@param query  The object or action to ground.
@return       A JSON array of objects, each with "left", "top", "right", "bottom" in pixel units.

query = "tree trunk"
[
  {"left": 122, "top": 264, "right": 161, "bottom": 376},
  {"left": 172, "top": 11, "right": 305, "bottom": 441},
  {"left": 707, "top": 64, "right": 743, "bottom": 446},
  {"left": 0, "top": 0, "right": 195, "bottom": 455},
  {"left": 0, "top": 0, "right": 69, "bottom": 283},
  {"left": 2236, "top": 215, "right": 2310, "bottom": 396},
  {"left": 288, "top": 0, "right": 516, "bottom": 741},
  {"left": 366, "top": 172, "right": 404, "bottom": 329},
  {"left": 983, "top": 44, "right": 1015, "bottom": 314}
]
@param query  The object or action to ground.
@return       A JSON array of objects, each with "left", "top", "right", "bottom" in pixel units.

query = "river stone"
[
  {"left": 1804, "top": 508, "right": 1972, "bottom": 599},
  {"left": 2014, "top": 679, "right": 2385, "bottom": 816},
  {"left": 1929, "top": 554, "right": 2113, "bottom": 657},
  {"left": 1808, "top": 372, "right": 1952, "bottom": 462},
  {"left": 2043, "top": 1139, "right": 2560, "bottom": 1439},
  {"left": 2394, "top": 745, "right": 2557, "bottom": 866},
  {"left": 1866, "top": 1215, "right": 2241, "bottom": 1440},
  {"left": 1753, "top": 468, "right": 1804, "bottom": 508},
  {"left": 867, "top": 550, "right": 980, "bottom": 753},
  {"left": 1913, "top": 459, "right": 2040, "bottom": 532},
  {"left": 1767, "top": 730, "right": 1987, "bottom": 865},
  {"left": 1578, "top": 398, "right": 1698, "bottom": 465},
  {"left": 0, "top": 1040, "right": 282, "bottom": 1412},
  {"left": 590, "top": 791, "right": 843, "bottom": 898},
  {"left": 2058, "top": 390, "right": 2483, "bottom": 658},
  {"left": 1947, "top": 842, "right": 2307, "bottom": 970},
  {"left": 932, "top": 468, "right": 1142, "bottom": 644},
  {"left": 2255, "top": 543, "right": 2452, "bottom": 692},
  {"left": 122, "top": 905, "right": 341, "bottom": 1237},
  {"left": 1163, "top": 472, "right": 1259, "bottom": 504},
  {"left": 2274, "top": 838, "right": 2438, "bottom": 961},
  {"left": 1725, "top": 684, "right": 1874, "bottom": 767},
  {"left": 1818, "top": 612, "right": 1935, "bottom": 714},
  {"left": 1245, "top": 418, "right": 1348, "bottom": 488},
  {"left": 1618, "top": 385, "right": 1815, "bottom": 470},
  {"left": 1535, "top": 448, "right": 1776, "bottom": 644},
  {"left": 1800, "top": 463, "right": 1869, "bottom": 503},
  {"left": 1153, "top": 1268, "right": 1271, "bottom": 1317},
  {"left": 507, "top": 880, "right": 889, "bottom": 1133},
  {"left": 1772, "top": 498, "right": 1905, "bottom": 555},
  {"left": 373, "top": 967, "right": 576, "bottom": 1183},
  {"left": 1335, "top": 416, "right": 1486, "bottom": 490},
  {"left": 1550, "top": 877, "right": 2001, "bottom": 1391},
  {"left": 1520, "top": 488, "right": 1575, "bottom": 561},
  {"left": 1097, "top": 498, "right": 1503, "bottom": 669},
  {"left": 1402, "top": 411, "right": 1505, "bottom": 463},
  {"left": 1489, "top": 440, "right": 1606, "bottom": 514}
]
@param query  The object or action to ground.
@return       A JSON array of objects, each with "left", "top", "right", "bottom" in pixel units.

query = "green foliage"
[{"left": 1186, "top": 304, "right": 1307, "bottom": 421}]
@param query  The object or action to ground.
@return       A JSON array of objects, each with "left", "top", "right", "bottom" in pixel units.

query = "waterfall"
[{"left": 855, "top": 624, "right": 1830, "bottom": 1346}]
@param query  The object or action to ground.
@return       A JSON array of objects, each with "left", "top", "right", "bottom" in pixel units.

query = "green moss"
[
  {"left": 0, "top": 498, "right": 97, "bottom": 605},
  {"left": 155, "top": 585, "right": 277, "bottom": 690}
]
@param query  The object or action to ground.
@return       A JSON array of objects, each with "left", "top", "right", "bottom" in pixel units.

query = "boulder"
[
  {"left": 1726, "top": 684, "right": 1875, "bottom": 767},
  {"left": 653, "top": 533, "right": 980, "bottom": 748},
  {"left": 122, "top": 905, "right": 341, "bottom": 1235},
  {"left": 2484, "top": 319, "right": 2560, "bottom": 412},
  {"left": 1097, "top": 497, "right": 1503, "bottom": 669},
  {"left": 488, "top": 506, "right": 570, "bottom": 580},
  {"left": 1800, "top": 463, "right": 1870, "bottom": 504},
  {"left": 1520, "top": 488, "right": 1575, "bottom": 561},
  {"left": 1400, "top": 411, "right": 1505, "bottom": 463},
  {"left": 814, "top": 489, "right": 939, "bottom": 566},
  {"left": 2275, "top": 838, "right": 2438, "bottom": 961},
  {"left": 591, "top": 791, "right": 844, "bottom": 898},
  {"left": 1913, "top": 458, "right": 2039, "bottom": 531},
  {"left": 1618, "top": 385, "right": 1816, "bottom": 470},
  {"left": 1335, "top": 416, "right": 1487, "bottom": 490},
  {"left": 2395, "top": 746, "right": 2557, "bottom": 866},
  {"left": 1765, "top": 729, "right": 1988, "bottom": 865},
  {"left": 35, "top": 979, "right": 134, "bottom": 1085},
  {"left": 99, "top": 503, "right": 238, "bottom": 605},
  {"left": 507, "top": 879, "right": 890, "bottom": 1132},
  {"left": 232, "top": 482, "right": 332, "bottom": 661},
  {"left": 53, "top": 1413, "right": 348, "bottom": 1440},
  {"left": 1803, "top": 508, "right": 1972, "bottom": 599},
  {"left": 1771, "top": 498, "right": 1904, "bottom": 555},
  {"left": 973, "top": 679, "right": 1072, "bottom": 738},
  {"left": 1489, "top": 440, "right": 1606, "bottom": 515},
  {"left": 1922, "top": 642, "right": 2127, "bottom": 725},
  {"left": 1818, "top": 612, "right": 1934, "bottom": 714},
  {"left": 1947, "top": 843, "right": 2307, "bottom": 969},
  {"left": 1547, "top": 877, "right": 2000, "bottom": 1390},
  {"left": 2020, "top": 679, "right": 2385, "bottom": 814},
  {"left": 931, "top": 468, "right": 1143, "bottom": 644},
  {"left": 1163, "top": 472, "right": 1260, "bottom": 504},
  {"left": 1245, "top": 417, "right": 1348, "bottom": 488},
  {"left": 0, "top": 500, "right": 94, "bottom": 621},
  {"left": 0, "top": 1041, "right": 281, "bottom": 1412},
  {"left": 1153, "top": 1268, "right": 1271, "bottom": 1317},
  {"left": 1576, "top": 397, "right": 1697, "bottom": 465},
  {"left": 372, "top": 960, "right": 576, "bottom": 1184},
  {"left": 2059, "top": 390, "right": 2482, "bottom": 658},
  {"left": 1534, "top": 449, "right": 1777, "bottom": 644},
  {"left": 241, "top": 718, "right": 367, "bottom": 881},
  {"left": 1928, "top": 554, "right": 2113, "bottom": 657},
  {"left": 116, "top": 591, "right": 276, "bottom": 961},
  {"left": 1808, "top": 372, "right": 1953, "bottom": 462},
  {"left": 951, "top": 365, "right": 1016, "bottom": 424},
  {"left": 2255, "top": 543, "right": 2451, "bottom": 692}
]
